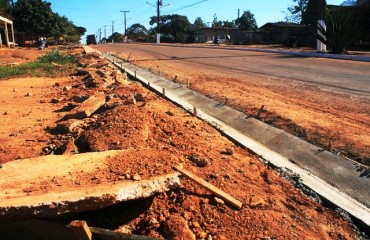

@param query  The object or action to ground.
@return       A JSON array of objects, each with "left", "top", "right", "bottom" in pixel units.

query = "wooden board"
[{"left": 173, "top": 166, "right": 243, "bottom": 209}]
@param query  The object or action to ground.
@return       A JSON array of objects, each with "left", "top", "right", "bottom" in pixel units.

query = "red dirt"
[{"left": 0, "top": 47, "right": 361, "bottom": 239}]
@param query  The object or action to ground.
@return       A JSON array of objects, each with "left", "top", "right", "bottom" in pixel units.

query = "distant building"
[
  {"left": 0, "top": 11, "right": 15, "bottom": 48},
  {"left": 259, "top": 22, "right": 313, "bottom": 46},
  {"left": 194, "top": 27, "right": 237, "bottom": 43}
]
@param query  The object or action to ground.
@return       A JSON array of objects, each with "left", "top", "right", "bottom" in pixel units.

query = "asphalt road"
[{"left": 95, "top": 43, "right": 370, "bottom": 97}]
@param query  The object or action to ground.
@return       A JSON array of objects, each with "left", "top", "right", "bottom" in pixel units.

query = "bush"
[
  {"left": 37, "top": 49, "right": 77, "bottom": 64},
  {"left": 0, "top": 50, "right": 77, "bottom": 79},
  {"left": 317, "top": 9, "right": 370, "bottom": 54}
]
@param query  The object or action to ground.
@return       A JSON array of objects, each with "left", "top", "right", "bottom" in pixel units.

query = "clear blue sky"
[{"left": 47, "top": 0, "right": 344, "bottom": 39}]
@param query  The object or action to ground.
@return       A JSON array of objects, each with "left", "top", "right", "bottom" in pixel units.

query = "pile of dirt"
[{"left": 0, "top": 48, "right": 363, "bottom": 239}]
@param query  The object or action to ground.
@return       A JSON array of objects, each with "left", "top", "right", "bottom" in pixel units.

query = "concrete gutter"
[{"left": 87, "top": 48, "right": 370, "bottom": 229}]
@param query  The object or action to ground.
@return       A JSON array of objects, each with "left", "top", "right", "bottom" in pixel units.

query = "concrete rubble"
[{"left": 0, "top": 151, "right": 180, "bottom": 220}]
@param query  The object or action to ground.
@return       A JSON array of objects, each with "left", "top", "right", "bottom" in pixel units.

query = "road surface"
[{"left": 95, "top": 43, "right": 370, "bottom": 97}]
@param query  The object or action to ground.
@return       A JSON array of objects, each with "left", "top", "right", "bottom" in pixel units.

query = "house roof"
[
  {"left": 0, "top": 11, "right": 14, "bottom": 21},
  {"left": 259, "top": 22, "right": 308, "bottom": 30}
]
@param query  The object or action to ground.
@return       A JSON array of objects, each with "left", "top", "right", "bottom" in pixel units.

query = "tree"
[
  {"left": 108, "top": 32, "right": 123, "bottom": 43},
  {"left": 12, "top": 0, "right": 54, "bottom": 37},
  {"left": 0, "top": 0, "right": 12, "bottom": 13},
  {"left": 12, "top": 0, "right": 86, "bottom": 43},
  {"left": 355, "top": 0, "right": 370, "bottom": 6},
  {"left": 126, "top": 23, "right": 148, "bottom": 41},
  {"left": 211, "top": 15, "right": 223, "bottom": 28},
  {"left": 302, "top": 0, "right": 327, "bottom": 27},
  {"left": 223, "top": 21, "right": 236, "bottom": 28},
  {"left": 150, "top": 14, "right": 191, "bottom": 42},
  {"left": 235, "top": 11, "right": 257, "bottom": 30},
  {"left": 286, "top": 0, "right": 308, "bottom": 23},
  {"left": 193, "top": 17, "right": 207, "bottom": 29}
]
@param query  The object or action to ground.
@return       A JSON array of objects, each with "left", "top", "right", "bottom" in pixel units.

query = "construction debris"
[
  {"left": 62, "top": 93, "right": 106, "bottom": 120},
  {"left": 0, "top": 151, "right": 180, "bottom": 219}
]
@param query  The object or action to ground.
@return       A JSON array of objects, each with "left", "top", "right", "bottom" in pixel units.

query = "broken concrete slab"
[
  {"left": 0, "top": 151, "right": 180, "bottom": 219},
  {"left": 62, "top": 93, "right": 106, "bottom": 120},
  {"left": 56, "top": 119, "right": 85, "bottom": 133}
]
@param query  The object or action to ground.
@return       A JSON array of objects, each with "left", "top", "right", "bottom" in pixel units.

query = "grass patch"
[{"left": 0, "top": 49, "right": 78, "bottom": 79}]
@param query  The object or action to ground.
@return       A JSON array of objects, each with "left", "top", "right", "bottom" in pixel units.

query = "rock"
[
  {"left": 56, "top": 119, "right": 84, "bottom": 133},
  {"left": 195, "top": 230, "right": 208, "bottom": 240},
  {"left": 72, "top": 95, "right": 89, "bottom": 103},
  {"left": 54, "top": 138, "right": 79, "bottom": 155},
  {"left": 249, "top": 196, "right": 266, "bottom": 208},
  {"left": 76, "top": 67, "right": 90, "bottom": 75},
  {"left": 125, "top": 174, "right": 131, "bottom": 180},
  {"left": 163, "top": 215, "right": 196, "bottom": 240},
  {"left": 134, "top": 93, "right": 146, "bottom": 102},
  {"left": 51, "top": 97, "right": 64, "bottom": 103},
  {"left": 63, "top": 86, "right": 72, "bottom": 91},
  {"left": 25, "top": 92, "right": 32, "bottom": 97},
  {"left": 225, "top": 147, "right": 234, "bottom": 155},
  {"left": 106, "top": 94, "right": 116, "bottom": 101},
  {"left": 213, "top": 197, "right": 225, "bottom": 205},
  {"left": 3, "top": 112, "right": 7, "bottom": 115},
  {"left": 12, "top": 88, "right": 17, "bottom": 92},
  {"left": 191, "top": 221, "right": 201, "bottom": 229},
  {"left": 188, "top": 154, "right": 211, "bottom": 167},
  {"left": 62, "top": 93, "right": 106, "bottom": 120},
  {"left": 96, "top": 69, "right": 107, "bottom": 78},
  {"left": 132, "top": 174, "right": 141, "bottom": 181}
]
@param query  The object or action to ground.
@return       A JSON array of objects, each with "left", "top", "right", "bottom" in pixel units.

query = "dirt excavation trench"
[{"left": 0, "top": 47, "right": 367, "bottom": 239}]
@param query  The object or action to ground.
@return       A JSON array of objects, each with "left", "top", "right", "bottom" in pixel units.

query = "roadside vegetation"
[{"left": 0, "top": 49, "right": 77, "bottom": 79}]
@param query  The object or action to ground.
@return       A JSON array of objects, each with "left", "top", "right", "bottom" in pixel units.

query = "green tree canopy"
[
  {"left": 126, "top": 23, "right": 148, "bottom": 40},
  {"left": 193, "top": 17, "right": 207, "bottom": 29},
  {"left": 150, "top": 14, "right": 191, "bottom": 42},
  {"left": 235, "top": 10, "right": 258, "bottom": 30},
  {"left": 108, "top": 32, "right": 123, "bottom": 43},
  {"left": 211, "top": 15, "right": 223, "bottom": 27},
  {"left": 355, "top": 0, "right": 370, "bottom": 6},
  {"left": 0, "top": 0, "right": 12, "bottom": 14},
  {"left": 302, "top": 0, "right": 327, "bottom": 27},
  {"left": 286, "top": 0, "right": 308, "bottom": 23},
  {"left": 12, "top": 0, "right": 54, "bottom": 36},
  {"left": 12, "top": 0, "right": 86, "bottom": 43}
]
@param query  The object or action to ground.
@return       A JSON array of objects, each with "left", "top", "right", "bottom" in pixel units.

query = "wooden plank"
[
  {"left": 69, "top": 220, "right": 92, "bottom": 240},
  {"left": 173, "top": 166, "right": 243, "bottom": 209}
]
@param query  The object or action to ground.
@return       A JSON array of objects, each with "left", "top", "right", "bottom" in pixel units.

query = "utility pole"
[
  {"left": 157, "top": 0, "right": 162, "bottom": 34},
  {"left": 112, "top": 21, "right": 115, "bottom": 35},
  {"left": 147, "top": 0, "right": 167, "bottom": 44},
  {"left": 317, "top": 0, "right": 326, "bottom": 52},
  {"left": 103, "top": 25, "right": 107, "bottom": 42},
  {"left": 99, "top": 28, "right": 102, "bottom": 43},
  {"left": 120, "top": 11, "right": 130, "bottom": 36}
]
